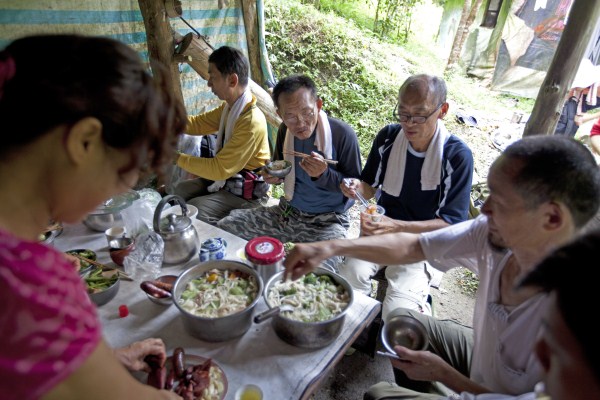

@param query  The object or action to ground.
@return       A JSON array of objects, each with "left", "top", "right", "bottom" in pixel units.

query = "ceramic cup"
[
  {"left": 199, "top": 237, "right": 228, "bottom": 262},
  {"left": 104, "top": 226, "right": 127, "bottom": 247}
]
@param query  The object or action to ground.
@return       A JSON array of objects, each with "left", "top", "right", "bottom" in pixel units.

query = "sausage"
[
  {"left": 173, "top": 347, "right": 186, "bottom": 378},
  {"left": 147, "top": 365, "right": 167, "bottom": 389},
  {"left": 165, "top": 367, "right": 176, "bottom": 390},
  {"left": 140, "top": 281, "right": 171, "bottom": 298},
  {"left": 150, "top": 279, "right": 174, "bottom": 292}
]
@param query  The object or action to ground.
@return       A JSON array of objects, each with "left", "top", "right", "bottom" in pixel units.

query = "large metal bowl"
[
  {"left": 83, "top": 212, "right": 124, "bottom": 232},
  {"left": 259, "top": 267, "right": 354, "bottom": 349},
  {"left": 83, "top": 190, "right": 139, "bottom": 232},
  {"left": 172, "top": 260, "right": 263, "bottom": 342}
]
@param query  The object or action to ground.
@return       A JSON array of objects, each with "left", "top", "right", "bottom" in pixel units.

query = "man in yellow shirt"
[{"left": 174, "top": 46, "right": 271, "bottom": 224}]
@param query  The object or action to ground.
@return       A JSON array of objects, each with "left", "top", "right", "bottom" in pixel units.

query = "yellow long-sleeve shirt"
[{"left": 177, "top": 95, "right": 270, "bottom": 181}]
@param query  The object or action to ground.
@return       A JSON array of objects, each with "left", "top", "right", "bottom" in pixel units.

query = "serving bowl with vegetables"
[
  {"left": 172, "top": 261, "right": 263, "bottom": 342},
  {"left": 66, "top": 248, "right": 97, "bottom": 276},
  {"left": 255, "top": 267, "right": 354, "bottom": 349},
  {"left": 84, "top": 267, "right": 120, "bottom": 306}
]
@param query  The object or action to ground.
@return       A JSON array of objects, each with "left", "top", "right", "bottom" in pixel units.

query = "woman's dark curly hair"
[{"left": 0, "top": 34, "right": 186, "bottom": 178}]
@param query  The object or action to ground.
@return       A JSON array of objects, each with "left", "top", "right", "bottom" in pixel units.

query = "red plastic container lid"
[{"left": 245, "top": 236, "right": 285, "bottom": 265}]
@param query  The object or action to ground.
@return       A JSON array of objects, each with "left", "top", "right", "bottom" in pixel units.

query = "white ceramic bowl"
[{"left": 161, "top": 204, "right": 198, "bottom": 220}]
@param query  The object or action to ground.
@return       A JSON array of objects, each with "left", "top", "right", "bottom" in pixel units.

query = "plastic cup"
[{"left": 359, "top": 204, "right": 385, "bottom": 236}]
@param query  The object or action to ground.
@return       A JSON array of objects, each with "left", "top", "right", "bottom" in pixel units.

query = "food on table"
[
  {"left": 141, "top": 279, "right": 173, "bottom": 299},
  {"left": 118, "top": 304, "right": 129, "bottom": 318},
  {"left": 267, "top": 272, "right": 350, "bottom": 322},
  {"left": 65, "top": 248, "right": 97, "bottom": 272},
  {"left": 84, "top": 267, "right": 118, "bottom": 294},
  {"left": 365, "top": 204, "right": 378, "bottom": 215},
  {"left": 179, "top": 268, "right": 259, "bottom": 318},
  {"left": 283, "top": 242, "right": 295, "bottom": 255},
  {"left": 146, "top": 347, "right": 227, "bottom": 400}
]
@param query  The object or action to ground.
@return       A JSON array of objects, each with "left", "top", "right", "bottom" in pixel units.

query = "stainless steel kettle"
[{"left": 153, "top": 195, "right": 199, "bottom": 265}]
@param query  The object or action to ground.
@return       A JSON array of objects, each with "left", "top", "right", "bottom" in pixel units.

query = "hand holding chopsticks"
[
  {"left": 71, "top": 253, "right": 133, "bottom": 280},
  {"left": 282, "top": 150, "right": 338, "bottom": 165}
]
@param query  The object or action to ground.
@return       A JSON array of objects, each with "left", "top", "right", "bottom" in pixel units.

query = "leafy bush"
[{"left": 265, "top": 0, "right": 402, "bottom": 156}]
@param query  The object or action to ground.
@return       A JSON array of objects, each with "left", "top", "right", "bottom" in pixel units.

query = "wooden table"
[{"left": 52, "top": 219, "right": 381, "bottom": 400}]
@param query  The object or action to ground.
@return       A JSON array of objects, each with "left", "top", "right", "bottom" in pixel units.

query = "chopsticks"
[
  {"left": 71, "top": 253, "right": 133, "bottom": 281},
  {"left": 282, "top": 151, "right": 339, "bottom": 165}
]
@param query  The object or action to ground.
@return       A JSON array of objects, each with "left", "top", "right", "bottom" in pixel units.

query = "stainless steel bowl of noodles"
[
  {"left": 264, "top": 160, "right": 292, "bottom": 178},
  {"left": 257, "top": 266, "right": 354, "bottom": 349},
  {"left": 172, "top": 260, "right": 263, "bottom": 342}
]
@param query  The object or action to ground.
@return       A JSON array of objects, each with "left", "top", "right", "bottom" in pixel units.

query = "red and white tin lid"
[{"left": 245, "top": 236, "right": 285, "bottom": 265}]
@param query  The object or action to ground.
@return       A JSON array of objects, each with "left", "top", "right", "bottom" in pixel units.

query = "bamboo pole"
[{"left": 523, "top": 0, "right": 600, "bottom": 136}]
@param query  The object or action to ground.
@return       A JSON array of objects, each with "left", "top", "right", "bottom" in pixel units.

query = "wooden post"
[
  {"left": 523, "top": 0, "right": 600, "bottom": 136},
  {"left": 241, "top": 1, "right": 264, "bottom": 85},
  {"left": 137, "top": 0, "right": 184, "bottom": 106},
  {"left": 175, "top": 32, "right": 282, "bottom": 128}
]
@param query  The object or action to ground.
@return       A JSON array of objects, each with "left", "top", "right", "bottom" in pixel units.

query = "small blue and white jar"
[{"left": 199, "top": 237, "right": 228, "bottom": 262}]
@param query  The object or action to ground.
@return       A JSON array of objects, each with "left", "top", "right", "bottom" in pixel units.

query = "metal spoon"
[{"left": 344, "top": 178, "right": 370, "bottom": 208}]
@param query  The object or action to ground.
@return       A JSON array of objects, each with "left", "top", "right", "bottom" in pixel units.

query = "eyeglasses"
[
  {"left": 393, "top": 103, "right": 442, "bottom": 124},
  {"left": 282, "top": 109, "right": 316, "bottom": 125}
]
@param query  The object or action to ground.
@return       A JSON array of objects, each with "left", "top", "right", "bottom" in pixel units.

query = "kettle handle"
[{"left": 153, "top": 194, "right": 188, "bottom": 232}]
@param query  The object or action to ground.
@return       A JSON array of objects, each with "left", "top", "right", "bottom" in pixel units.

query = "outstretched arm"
[{"left": 283, "top": 231, "right": 425, "bottom": 280}]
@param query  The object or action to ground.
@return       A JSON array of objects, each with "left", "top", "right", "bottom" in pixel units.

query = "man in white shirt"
[{"left": 283, "top": 135, "right": 600, "bottom": 397}]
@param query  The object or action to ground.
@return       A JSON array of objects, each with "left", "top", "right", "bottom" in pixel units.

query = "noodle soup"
[
  {"left": 267, "top": 272, "right": 350, "bottom": 322},
  {"left": 179, "top": 268, "right": 259, "bottom": 318}
]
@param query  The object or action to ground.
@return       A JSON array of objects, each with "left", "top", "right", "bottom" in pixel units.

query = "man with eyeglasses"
[
  {"left": 217, "top": 74, "right": 362, "bottom": 271},
  {"left": 340, "top": 74, "right": 473, "bottom": 320}
]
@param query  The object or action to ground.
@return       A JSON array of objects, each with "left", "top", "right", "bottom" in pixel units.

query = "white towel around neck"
[
  {"left": 283, "top": 110, "right": 332, "bottom": 201},
  {"left": 207, "top": 90, "right": 253, "bottom": 192},
  {"left": 382, "top": 120, "right": 449, "bottom": 197}
]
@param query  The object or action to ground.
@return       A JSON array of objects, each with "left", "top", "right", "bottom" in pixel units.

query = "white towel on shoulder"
[
  {"left": 382, "top": 121, "right": 448, "bottom": 197},
  {"left": 283, "top": 110, "right": 332, "bottom": 201},
  {"left": 207, "top": 90, "right": 253, "bottom": 193}
]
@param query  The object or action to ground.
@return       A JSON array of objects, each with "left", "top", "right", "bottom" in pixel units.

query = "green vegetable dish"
[
  {"left": 268, "top": 273, "right": 350, "bottom": 322},
  {"left": 179, "top": 268, "right": 258, "bottom": 318},
  {"left": 84, "top": 268, "right": 118, "bottom": 294},
  {"left": 66, "top": 249, "right": 97, "bottom": 272}
]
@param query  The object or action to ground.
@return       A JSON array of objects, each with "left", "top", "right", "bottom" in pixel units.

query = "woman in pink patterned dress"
[{"left": 0, "top": 35, "right": 186, "bottom": 400}]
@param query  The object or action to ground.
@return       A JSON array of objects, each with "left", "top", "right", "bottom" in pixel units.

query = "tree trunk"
[
  {"left": 241, "top": 1, "right": 264, "bottom": 85},
  {"left": 446, "top": 0, "right": 483, "bottom": 70},
  {"left": 137, "top": 0, "right": 184, "bottom": 105},
  {"left": 524, "top": 0, "right": 600, "bottom": 136}
]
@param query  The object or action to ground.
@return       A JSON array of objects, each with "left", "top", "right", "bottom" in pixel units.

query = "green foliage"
[
  {"left": 265, "top": 0, "right": 401, "bottom": 157},
  {"left": 455, "top": 267, "right": 479, "bottom": 296}
]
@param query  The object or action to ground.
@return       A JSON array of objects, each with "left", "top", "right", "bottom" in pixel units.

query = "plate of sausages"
[
  {"left": 140, "top": 275, "right": 177, "bottom": 306},
  {"left": 145, "top": 347, "right": 227, "bottom": 400}
]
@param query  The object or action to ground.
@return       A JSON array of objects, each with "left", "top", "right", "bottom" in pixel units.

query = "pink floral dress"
[{"left": 0, "top": 229, "right": 101, "bottom": 399}]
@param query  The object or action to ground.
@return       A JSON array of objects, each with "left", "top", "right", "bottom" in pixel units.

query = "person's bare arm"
[
  {"left": 362, "top": 216, "right": 449, "bottom": 236},
  {"left": 283, "top": 232, "right": 424, "bottom": 280},
  {"left": 590, "top": 135, "right": 600, "bottom": 156},
  {"left": 43, "top": 340, "right": 181, "bottom": 400},
  {"left": 392, "top": 346, "right": 491, "bottom": 395}
]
